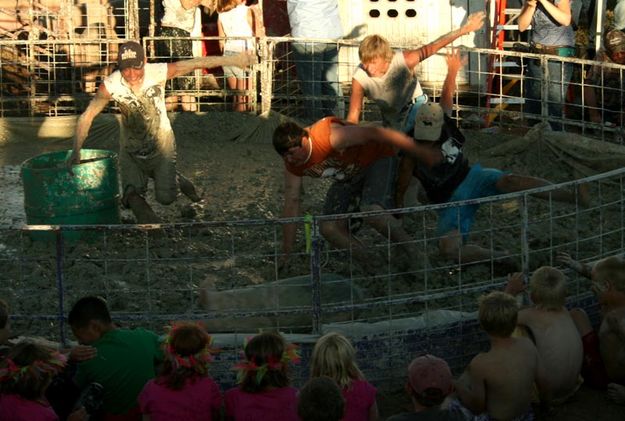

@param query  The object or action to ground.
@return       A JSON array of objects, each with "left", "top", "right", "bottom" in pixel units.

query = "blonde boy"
[
  {"left": 506, "top": 267, "right": 583, "bottom": 404},
  {"left": 455, "top": 291, "right": 548, "bottom": 419}
]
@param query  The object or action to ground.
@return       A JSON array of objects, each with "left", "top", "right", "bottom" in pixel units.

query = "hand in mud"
[
  {"left": 66, "top": 150, "right": 81, "bottom": 176},
  {"left": 69, "top": 344, "right": 97, "bottom": 362},
  {"left": 505, "top": 272, "right": 527, "bottom": 296},
  {"left": 232, "top": 52, "right": 258, "bottom": 69}
]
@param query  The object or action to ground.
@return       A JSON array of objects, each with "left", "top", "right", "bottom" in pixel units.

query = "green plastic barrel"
[{"left": 21, "top": 149, "right": 120, "bottom": 240}]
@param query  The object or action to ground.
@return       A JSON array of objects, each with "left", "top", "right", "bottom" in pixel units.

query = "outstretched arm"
[
  {"left": 440, "top": 50, "right": 467, "bottom": 115},
  {"left": 403, "top": 11, "right": 485, "bottom": 70},
  {"left": 330, "top": 124, "right": 440, "bottom": 168},
  {"left": 166, "top": 53, "right": 256, "bottom": 79},
  {"left": 518, "top": 0, "right": 537, "bottom": 32},
  {"left": 346, "top": 79, "right": 365, "bottom": 124},
  {"left": 69, "top": 83, "right": 111, "bottom": 166}
]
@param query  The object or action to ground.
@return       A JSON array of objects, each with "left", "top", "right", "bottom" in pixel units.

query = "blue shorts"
[{"left": 437, "top": 164, "right": 504, "bottom": 239}]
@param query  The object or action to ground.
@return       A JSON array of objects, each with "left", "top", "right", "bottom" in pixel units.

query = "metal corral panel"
[{"left": 338, "top": 0, "right": 489, "bottom": 87}]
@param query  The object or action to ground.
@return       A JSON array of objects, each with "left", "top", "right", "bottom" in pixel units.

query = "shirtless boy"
[
  {"left": 454, "top": 291, "right": 548, "bottom": 419},
  {"left": 506, "top": 267, "right": 583, "bottom": 404}
]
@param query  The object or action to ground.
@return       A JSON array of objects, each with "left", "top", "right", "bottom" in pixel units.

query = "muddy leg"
[
  {"left": 177, "top": 172, "right": 202, "bottom": 202},
  {"left": 123, "top": 188, "right": 160, "bottom": 224}
]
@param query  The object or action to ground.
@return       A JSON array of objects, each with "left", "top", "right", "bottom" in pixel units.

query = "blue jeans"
[
  {"left": 525, "top": 58, "right": 573, "bottom": 131},
  {"left": 291, "top": 42, "right": 344, "bottom": 122}
]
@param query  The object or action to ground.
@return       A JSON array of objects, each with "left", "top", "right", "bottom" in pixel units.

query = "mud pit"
[{"left": 0, "top": 112, "right": 624, "bottom": 337}]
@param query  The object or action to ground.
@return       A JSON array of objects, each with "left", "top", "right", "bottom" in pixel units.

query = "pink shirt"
[
  {"left": 342, "top": 379, "right": 377, "bottom": 421},
  {"left": 138, "top": 376, "right": 222, "bottom": 421},
  {"left": 224, "top": 386, "right": 299, "bottom": 421},
  {"left": 0, "top": 394, "right": 58, "bottom": 421}
]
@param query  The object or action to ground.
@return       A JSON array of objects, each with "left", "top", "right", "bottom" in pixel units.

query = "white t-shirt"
[
  {"left": 103, "top": 63, "right": 174, "bottom": 157},
  {"left": 161, "top": 0, "right": 197, "bottom": 33},
  {"left": 352, "top": 52, "right": 424, "bottom": 130},
  {"left": 287, "top": 0, "right": 343, "bottom": 39},
  {"left": 220, "top": 4, "right": 253, "bottom": 53}
]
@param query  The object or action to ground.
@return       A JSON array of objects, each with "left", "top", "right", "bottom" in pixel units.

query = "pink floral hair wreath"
[
  {"left": 164, "top": 322, "right": 220, "bottom": 375},
  {"left": 233, "top": 337, "right": 301, "bottom": 385}
]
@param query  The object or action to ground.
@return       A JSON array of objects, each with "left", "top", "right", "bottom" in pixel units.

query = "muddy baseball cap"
[
  {"left": 605, "top": 29, "right": 625, "bottom": 56},
  {"left": 408, "top": 354, "right": 453, "bottom": 396},
  {"left": 118, "top": 41, "right": 145, "bottom": 71},
  {"left": 414, "top": 102, "right": 444, "bottom": 141}
]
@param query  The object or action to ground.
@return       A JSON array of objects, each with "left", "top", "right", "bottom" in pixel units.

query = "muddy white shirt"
[
  {"left": 220, "top": 4, "right": 253, "bottom": 53},
  {"left": 103, "top": 63, "right": 174, "bottom": 158},
  {"left": 352, "top": 52, "right": 424, "bottom": 130}
]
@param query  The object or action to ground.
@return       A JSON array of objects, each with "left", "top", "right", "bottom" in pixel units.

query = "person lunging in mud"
[
  {"left": 68, "top": 41, "right": 255, "bottom": 223},
  {"left": 395, "top": 50, "right": 590, "bottom": 265}
]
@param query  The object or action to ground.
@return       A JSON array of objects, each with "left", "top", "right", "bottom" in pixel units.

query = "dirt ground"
[{"left": 1, "top": 111, "right": 625, "bottom": 419}]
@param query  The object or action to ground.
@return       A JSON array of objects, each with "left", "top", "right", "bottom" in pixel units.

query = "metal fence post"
[
  {"left": 310, "top": 217, "right": 322, "bottom": 335},
  {"left": 520, "top": 194, "right": 530, "bottom": 306},
  {"left": 54, "top": 229, "right": 67, "bottom": 346}
]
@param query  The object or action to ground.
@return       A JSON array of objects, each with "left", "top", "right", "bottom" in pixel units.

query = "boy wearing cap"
[
  {"left": 454, "top": 291, "right": 549, "bottom": 420},
  {"left": 388, "top": 354, "right": 466, "bottom": 420},
  {"left": 68, "top": 41, "right": 254, "bottom": 223},
  {"left": 395, "top": 51, "right": 588, "bottom": 265}
]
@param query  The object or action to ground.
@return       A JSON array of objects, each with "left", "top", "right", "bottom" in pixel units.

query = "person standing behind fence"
[
  {"left": 518, "top": 0, "right": 575, "bottom": 131},
  {"left": 68, "top": 296, "right": 164, "bottom": 420},
  {"left": 157, "top": 0, "right": 213, "bottom": 112},
  {"left": 138, "top": 322, "right": 222, "bottom": 420},
  {"left": 287, "top": 0, "right": 344, "bottom": 122},
  {"left": 346, "top": 11, "right": 485, "bottom": 134},
  {"left": 218, "top": 0, "right": 258, "bottom": 112},
  {"left": 309, "top": 332, "right": 378, "bottom": 421},
  {"left": 224, "top": 332, "right": 300, "bottom": 421}
]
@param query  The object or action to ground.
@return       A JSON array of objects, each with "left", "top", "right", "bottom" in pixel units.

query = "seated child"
[
  {"left": 506, "top": 267, "right": 583, "bottom": 403},
  {"left": 562, "top": 254, "right": 625, "bottom": 402},
  {"left": 68, "top": 296, "right": 163, "bottom": 420},
  {"left": 309, "top": 332, "right": 378, "bottom": 421},
  {"left": 297, "top": 376, "right": 344, "bottom": 421},
  {"left": 0, "top": 340, "right": 86, "bottom": 421},
  {"left": 224, "top": 331, "right": 299, "bottom": 421},
  {"left": 388, "top": 354, "right": 466, "bottom": 420},
  {"left": 454, "top": 291, "right": 548, "bottom": 420},
  {"left": 139, "top": 322, "right": 222, "bottom": 420},
  {"left": 0, "top": 298, "right": 10, "bottom": 358}
]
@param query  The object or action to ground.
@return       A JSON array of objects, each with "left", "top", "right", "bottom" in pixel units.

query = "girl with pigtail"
[
  {"left": 0, "top": 340, "right": 87, "bottom": 420},
  {"left": 224, "top": 331, "right": 300, "bottom": 421},
  {"left": 138, "top": 322, "right": 222, "bottom": 420}
]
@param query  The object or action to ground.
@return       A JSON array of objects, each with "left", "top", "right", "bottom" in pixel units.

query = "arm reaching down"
[{"left": 167, "top": 53, "right": 256, "bottom": 79}]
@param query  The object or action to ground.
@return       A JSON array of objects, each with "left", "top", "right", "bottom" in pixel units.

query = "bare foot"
[{"left": 607, "top": 383, "right": 625, "bottom": 405}]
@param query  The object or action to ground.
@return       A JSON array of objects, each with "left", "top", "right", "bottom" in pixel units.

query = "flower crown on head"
[
  {"left": 0, "top": 350, "right": 67, "bottom": 383},
  {"left": 233, "top": 336, "right": 300, "bottom": 385},
  {"left": 164, "top": 322, "right": 220, "bottom": 375}
]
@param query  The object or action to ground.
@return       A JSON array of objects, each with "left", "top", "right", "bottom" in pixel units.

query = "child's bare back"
[
  {"left": 599, "top": 306, "right": 625, "bottom": 382},
  {"left": 518, "top": 307, "right": 583, "bottom": 400},
  {"left": 470, "top": 336, "right": 539, "bottom": 419}
]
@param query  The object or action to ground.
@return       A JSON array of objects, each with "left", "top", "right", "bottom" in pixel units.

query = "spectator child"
[
  {"left": 0, "top": 340, "right": 86, "bottom": 421},
  {"left": 68, "top": 296, "right": 163, "bottom": 420},
  {"left": 297, "top": 376, "right": 344, "bottom": 421},
  {"left": 346, "top": 11, "right": 485, "bottom": 132},
  {"left": 218, "top": 0, "right": 257, "bottom": 112},
  {"left": 0, "top": 299, "right": 10, "bottom": 357},
  {"left": 454, "top": 291, "right": 548, "bottom": 420},
  {"left": 224, "top": 332, "right": 299, "bottom": 421},
  {"left": 309, "top": 332, "right": 378, "bottom": 421},
  {"left": 388, "top": 354, "right": 465, "bottom": 421},
  {"left": 139, "top": 322, "right": 222, "bottom": 420},
  {"left": 506, "top": 267, "right": 583, "bottom": 404}
]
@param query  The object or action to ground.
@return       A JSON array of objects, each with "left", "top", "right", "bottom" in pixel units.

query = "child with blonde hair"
[
  {"left": 218, "top": 0, "right": 258, "bottom": 111},
  {"left": 454, "top": 291, "right": 548, "bottom": 420},
  {"left": 224, "top": 331, "right": 299, "bottom": 421},
  {"left": 506, "top": 266, "right": 583, "bottom": 405},
  {"left": 139, "top": 322, "right": 222, "bottom": 420},
  {"left": 310, "top": 332, "right": 378, "bottom": 421},
  {"left": 0, "top": 340, "right": 86, "bottom": 420}
]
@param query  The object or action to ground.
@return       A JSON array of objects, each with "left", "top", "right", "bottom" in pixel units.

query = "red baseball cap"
[{"left": 408, "top": 354, "right": 453, "bottom": 396}]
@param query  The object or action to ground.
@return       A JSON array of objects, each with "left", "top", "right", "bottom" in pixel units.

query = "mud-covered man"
[{"left": 68, "top": 41, "right": 254, "bottom": 223}]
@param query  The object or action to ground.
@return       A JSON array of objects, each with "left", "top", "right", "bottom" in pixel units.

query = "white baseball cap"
[{"left": 414, "top": 102, "right": 445, "bottom": 141}]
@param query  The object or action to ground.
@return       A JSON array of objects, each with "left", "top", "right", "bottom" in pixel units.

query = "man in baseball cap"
[
  {"left": 69, "top": 40, "right": 256, "bottom": 223},
  {"left": 117, "top": 41, "right": 145, "bottom": 70}
]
